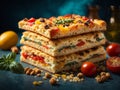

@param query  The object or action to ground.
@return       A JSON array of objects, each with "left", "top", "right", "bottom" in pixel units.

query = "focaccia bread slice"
[
  {"left": 20, "top": 45, "right": 106, "bottom": 73},
  {"left": 18, "top": 14, "right": 106, "bottom": 39},
  {"left": 20, "top": 31, "right": 106, "bottom": 57}
]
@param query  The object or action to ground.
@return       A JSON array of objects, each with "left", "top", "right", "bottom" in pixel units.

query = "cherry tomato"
[
  {"left": 106, "top": 43, "right": 120, "bottom": 57},
  {"left": 81, "top": 62, "right": 97, "bottom": 76},
  {"left": 106, "top": 57, "right": 120, "bottom": 74}
]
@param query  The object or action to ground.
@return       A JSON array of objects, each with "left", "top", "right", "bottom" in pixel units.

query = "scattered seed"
[
  {"left": 45, "top": 72, "right": 51, "bottom": 78},
  {"left": 26, "top": 68, "right": 32, "bottom": 75},
  {"left": 101, "top": 75, "right": 107, "bottom": 82},
  {"left": 77, "top": 72, "right": 83, "bottom": 78},
  {"left": 100, "top": 72, "right": 106, "bottom": 76},
  {"left": 43, "top": 76, "right": 47, "bottom": 80},
  {"left": 95, "top": 72, "right": 111, "bottom": 83},
  {"left": 96, "top": 77, "right": 102, "bottom": 83},
  {"left": 24, "top": 67, "right": 29, "bottom": 72},
  {"left": 33, "top": 68, "right": 41, "bottom": 74},
  {"left": 30, "top": 70, "right": 35, "bottom": 75},
  {"left": 36, "top": 73, "right": 41, "bottom": 77},
  {"left": 49, "top": 77, "right": 57, "bottom": 85},
  {"left": 80, "top": 78, "right": 84, "bottom": 81},
  {"left": 33, "top": 81, "right": 40, "bottom": 86},
  {"left": 106, "top": 72, "right": 111, "bottom": 79},
  {"left": 38, "top": 81, "right": 43, "bottom": 84},
  {"left": 11, "top": 46, "right": 19, "bottom": 53}
]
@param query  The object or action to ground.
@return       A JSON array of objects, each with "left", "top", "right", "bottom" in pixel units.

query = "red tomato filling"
[
  {"left": 43, "top": 45, "right": 49, "bottom": 49},
  {"left": 107, "top": 57, "right": 120, "bottom": 67},
  {"left": 76, "top": 41, "right": 85, "bottom": 47},
  {"left": 106, "top": 57, "right": 120, "bottom": 73},
  {"left": 22, "top": 52, "right": 45, "bottom": 64}
]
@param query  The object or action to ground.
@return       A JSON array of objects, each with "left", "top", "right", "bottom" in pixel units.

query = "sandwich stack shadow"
[{"left": 18, "top": 14, "right": 107, "bottom": 73}]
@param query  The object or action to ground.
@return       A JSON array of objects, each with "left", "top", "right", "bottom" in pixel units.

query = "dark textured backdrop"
[{"left": 0, "top": 0, "right": 119, "bottom": 33}]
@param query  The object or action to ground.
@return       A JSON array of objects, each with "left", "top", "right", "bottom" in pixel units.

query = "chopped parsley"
[
  {"left": 96, "top": 38, "right": 104, "bottom": 42},
  {"left": 55, "top": 19, "right": 74, "bottom": 25},
  {"left": 65, "top": 61, "right": 78, "bottom": 67}
]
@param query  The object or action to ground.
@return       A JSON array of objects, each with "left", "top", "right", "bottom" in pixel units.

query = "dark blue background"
[
  {"left": 0, "top": 0, "right": 120, "bottom": 90},
  {"left": 0, "top": 0, "right": 120, "bottom": 33}
]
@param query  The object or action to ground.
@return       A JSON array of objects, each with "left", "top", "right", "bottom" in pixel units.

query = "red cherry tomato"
[
  {"left": 106, "top": 57, "right": 120, "bottom": 74},
  {"left": 81, "top": 62, "right": 97, "bottom": 76},
  {"left": 106, "top": 43, "right": 120, "bottom": 57}
]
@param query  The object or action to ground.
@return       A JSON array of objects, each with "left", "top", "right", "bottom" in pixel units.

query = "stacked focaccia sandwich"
[{"left": 18, "top": 14, "right": 107, "bottom": 73}]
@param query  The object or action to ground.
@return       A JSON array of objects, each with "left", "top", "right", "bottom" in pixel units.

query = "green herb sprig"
[
  {"left": 0, "top": 52, "right": 24, "bottom": 74},
  {"left": 55, "top": 19, "right": 74, "bottom": 25}
]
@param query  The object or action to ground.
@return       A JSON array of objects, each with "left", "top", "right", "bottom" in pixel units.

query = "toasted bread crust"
[{"left": 18, "top": 14, "right": 106, "bottom": 39}]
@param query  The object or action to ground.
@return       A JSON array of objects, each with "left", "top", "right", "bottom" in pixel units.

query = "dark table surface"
[{"left": 0, "top": 39, "right": 120, "bottom": 90}]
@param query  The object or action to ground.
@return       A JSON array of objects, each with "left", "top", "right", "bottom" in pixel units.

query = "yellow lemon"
[{"left": 0, "top": 31, "right": 18, "bottom": 50}]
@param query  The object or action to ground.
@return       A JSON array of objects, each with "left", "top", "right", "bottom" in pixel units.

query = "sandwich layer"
[
  {"left": 20, "top": 31, "right": 106, "bottom": 56},
  {"left": 20, "top": 45, "right": 106, "bottom": 73},
  {"left": 18, "top": 14, "right": 106, "bottom": 39}
]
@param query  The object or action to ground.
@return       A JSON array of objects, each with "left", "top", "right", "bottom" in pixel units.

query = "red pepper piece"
[
  {"left": 28, "top": 17, "right": 35, "bottom": 22},
  {"left": 32, "top": 55, "right": 45, "bottom": 63},
  {"left": 50, "top": 28, "right": 59, "bottom": 37},
  {"left": 82, "top": 17, "right": 88, "bottom": 21},
  {"left": 38, "top": 56, "right": 44, "bottom": 60},
  {"left": 43, "top": 45, "right": 49, "bottom": 49},
  {"left": 22, "top": 53, "right": 28, "bottom": 59},
  {"left": 28, "top": 22, "right": 34, "bottom": 26},
  {"left": 39, "top": 59, "right": 45, "bottom": 63},
  {"left": 76, "top": 41, "right": 85, "bottom": 47},
  {"left": 49, "top": 17, "right": 55, "bottom": 21},
  {"left": 64, "top": 14, "right": 72, "bottom": 18},
  {"left": 32, "top": 56, "right": 38, "bottom": 60}
]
